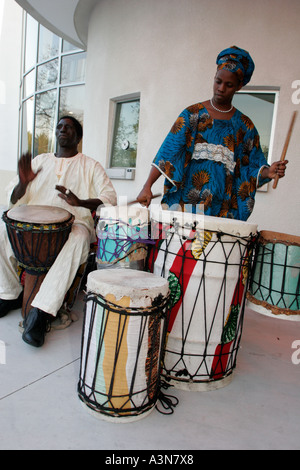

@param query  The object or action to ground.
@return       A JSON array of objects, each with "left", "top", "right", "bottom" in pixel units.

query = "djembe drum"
[
  {"left": 148, "top": 208, "right": 257, "bottom": 391},
  {"left": 247, "top": 230, "right": 300, "bottom": 320},
  {"left": 3, "top": 205, "right": 74, "bottom": 317},
  {"left": 96, "top": 205, "right": 150, "bottom": 270},
  {"left": 78, "top": 268, "right": 170, "bottom": 422}
]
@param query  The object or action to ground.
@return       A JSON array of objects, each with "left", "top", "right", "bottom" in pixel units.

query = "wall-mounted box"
[{"left": 106, "top": 167, "right": 136, "bottom": 180}]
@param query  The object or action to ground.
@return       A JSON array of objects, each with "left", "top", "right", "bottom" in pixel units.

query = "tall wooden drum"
[{"left": 3, "top": 205, "right": 74, "bottom": 317}]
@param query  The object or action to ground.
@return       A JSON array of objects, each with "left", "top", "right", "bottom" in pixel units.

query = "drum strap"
[{"left": 155, "top": 381, "right": 179, "bottom": 415}]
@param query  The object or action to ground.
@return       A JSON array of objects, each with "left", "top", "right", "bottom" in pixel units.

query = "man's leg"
[
  {"left": 22, "top": 224, "right": 91, "bottom": 346},
  {"left": 0, "top": 218, "right": 23, "bottom": 317}
]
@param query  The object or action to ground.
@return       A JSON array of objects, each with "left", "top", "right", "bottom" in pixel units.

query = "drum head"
[
  {"left": 259, "top": 230, "right": 300, "bottom": 247},
  {"left": 150, "top": 208, "right": 257, "bottom": 238},
  {"left": 99, "top": 205, "right": 149, "bottom": 225},
  {"left": 87, "top": 268, "right": 169, "bottom": 307},
  {"left": 7, "top": 205, "right": 71, "bottom": 224}
]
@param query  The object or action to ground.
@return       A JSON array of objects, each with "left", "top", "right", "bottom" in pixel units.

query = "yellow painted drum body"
[
  {"left": 148, "top": 209, "right": 257, "bottom": 391},
  {"left": 78, "top": 268, "right": 170, "bottom": 422},
  {"left": 96, "top": 205, "right": 149, "bottom": 270},
  {"left": 247, "top": 231, "right": 300, "bottom": 320}
]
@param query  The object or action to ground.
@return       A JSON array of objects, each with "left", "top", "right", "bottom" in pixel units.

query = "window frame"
[
  {"left": 106, "top": 93, "right": 141, "bottom": 179},
  {"left": 19, "top": 13, "right": 86, "bottom": 158},
  {"left": 233, "top": 87, "right": 279, "bottom": 192},
  {"left": 234, "top": 86, "right": 280, "bottom": 166}
]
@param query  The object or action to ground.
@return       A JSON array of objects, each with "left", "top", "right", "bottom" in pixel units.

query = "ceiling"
[{"left": 15, "top": 0, "right": 100, "bottom": 49}]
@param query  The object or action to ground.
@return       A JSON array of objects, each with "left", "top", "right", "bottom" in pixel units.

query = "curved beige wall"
[
  {"left": 0, "top": 1, "right": 23, "bottom": 206},
  {"left": 83, "top": 0, "right": 300, "bottom": 236}
]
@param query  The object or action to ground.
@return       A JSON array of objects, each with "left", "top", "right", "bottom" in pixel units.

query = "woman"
[{"left": 137, "top": 46, "right": 287, "bottom": 221}]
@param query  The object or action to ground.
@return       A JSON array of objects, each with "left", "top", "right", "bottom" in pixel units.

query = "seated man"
[{"left": 0, "top": 115, "right": 117, "bottom": 347}]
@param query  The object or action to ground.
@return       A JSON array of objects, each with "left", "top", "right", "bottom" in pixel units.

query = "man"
[{"left": 0, "top": 115, "right": 117, "bottom": 347}]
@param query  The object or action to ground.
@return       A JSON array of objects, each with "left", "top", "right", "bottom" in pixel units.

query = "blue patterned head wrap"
[{"left": 216, "top": 46, "right": 255, "bottom": 86}]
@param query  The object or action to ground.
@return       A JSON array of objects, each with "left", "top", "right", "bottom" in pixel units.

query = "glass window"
[
  {"left": 21, "top": 97, "right": 34, "bottom": 154},
  {"left": 62, "top": 40, "right": 79, "bottom": 53},
  {"left": 61, "top": 52, "right": 86, "bottom": 84},
  {"left": 59, "top": 85, "right": 85, "bottom": 122},
  {"left": 110, "top": 99, "right": 140, "bottom": 168},
  {"left": 24, "top": 15, "right": 38, "bottom": 72},
  {"left": 37, "top": 59, "right": 59, "bottom": 91},
  {"left": 233, "top": 91, "right": 278, "bottom": 164},
  {"left": 19, "top": 14, "right": 86, "bottom": 160},
  {"left": 38, "top": 25, "right": 60, "bottom": 62},
  {"left": 34, "top": 90, "right": 57, "bottom": 156},
  {"left": 23, "top": 70, "right": 36, "bottom": 99},
  {"left": 59, "top": 85, "right": 85, "bottom": 153}
]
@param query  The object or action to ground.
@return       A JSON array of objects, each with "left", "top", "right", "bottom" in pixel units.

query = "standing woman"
[{"left": 137, "top": 46, "right": 287, "bottom": 221}]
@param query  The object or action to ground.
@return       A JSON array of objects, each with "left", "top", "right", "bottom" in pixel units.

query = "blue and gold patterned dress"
[{"left": 152, "top": 102, "right": 270, "bottom": 221}]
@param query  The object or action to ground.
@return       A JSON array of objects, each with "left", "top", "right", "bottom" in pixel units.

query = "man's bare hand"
[
  {"left": 55, "top": 185, "right": 81, "bottom": 207},
  {"left": 18, "top": 152, "right": 41, "bottom": 186}
]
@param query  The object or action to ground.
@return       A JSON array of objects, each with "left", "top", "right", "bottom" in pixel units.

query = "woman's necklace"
[{"left": 210, "top": 99, "right": 233, "bottom": 113}]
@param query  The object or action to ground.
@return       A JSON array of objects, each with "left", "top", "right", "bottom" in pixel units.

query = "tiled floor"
[{"left": 0, "top": 291, "right": 299, "bottom": 451}]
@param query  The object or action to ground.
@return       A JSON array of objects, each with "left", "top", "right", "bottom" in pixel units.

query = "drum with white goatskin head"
[
  {"left": 78, "top": 268, "right": 170, "bottom": 422},
  {"left": 148, "top": 208, "right": 257, "bottom": 391}
]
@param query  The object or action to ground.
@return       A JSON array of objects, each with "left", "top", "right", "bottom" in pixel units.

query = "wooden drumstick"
[
  {"left": 96, "top": 194, "right": 162, "bottom": 216},
  {"left": 273, "top": 110, "right": 298, "bottom": 189},
  {"left": 127, "top": 193, "right": 162, "bottom": 206}
]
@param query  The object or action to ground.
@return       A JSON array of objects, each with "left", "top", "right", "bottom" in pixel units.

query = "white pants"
[{"left": 0, "top": 218, "right": 91, "bottom": 316}]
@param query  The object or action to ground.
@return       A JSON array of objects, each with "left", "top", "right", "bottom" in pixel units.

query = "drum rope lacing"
[
  {"left": 249, "top": 233, "right": 300, "bottom": 312},
  {"left": 97, "top": 219, "right": 155, "bottom": 265},
  {"left": 97, "top": 218, "right": 155, "bottom": 244},
  {"left": 97, "top": 243, "right": 148, "bottom": 266},
  {"left": 78, "top": 291, "right": 179, "bottom": 417}
]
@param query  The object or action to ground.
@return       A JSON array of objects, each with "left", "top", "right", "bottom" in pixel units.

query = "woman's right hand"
[{"left": 136, "top": 186, "right": 153, "bottom": 207}]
